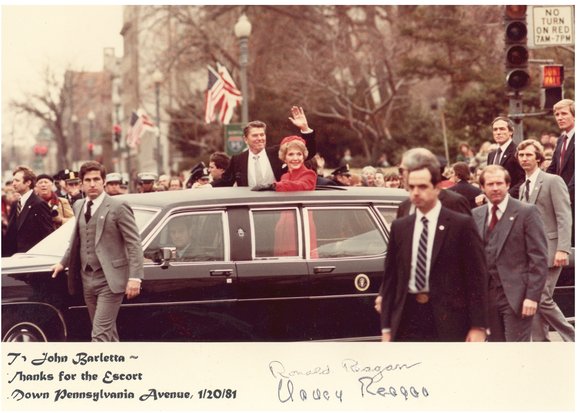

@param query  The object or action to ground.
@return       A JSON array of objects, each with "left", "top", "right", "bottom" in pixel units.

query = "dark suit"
[
  {"left": 380, "top": 207, "right": 488, "bottom": 341},
  {"left": 487, "top": 141, "right": 525, "bottom": 198},
  {"left": 61, "top": 194, "right": 144, "bottom": 341},
  {"left": 448, "top": 180, "right": 482, "bottom": 209},
  {"left": 546, "top": 132, "right": 575, "bottom": 246},
  {"left": 211, "top": 131, "right": 316, "bottom": 187},
  {"left": 2, "top": 192, "right": 54, "bottom": 257},
  {"left": 472, "top": 197, "right": 548, "bottom": 341},
  {"left": 397, "top": 188, "right": 471, "bottom": 218}
]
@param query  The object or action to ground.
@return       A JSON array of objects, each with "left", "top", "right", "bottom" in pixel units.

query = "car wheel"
[{"left": 2, "top": 322, "right": 48, "bottom": 342}]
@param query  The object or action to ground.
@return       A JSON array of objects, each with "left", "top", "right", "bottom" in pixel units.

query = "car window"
[
  {"left": 251, "top": 208, "right": 301, "bottom": 258},
  {"left": 27, "top": 207, "right": 157, "bottom": 257},
  {"left": 144, "top": 212, "right": 225, "bottom": 262},
  {"left": 307, "top": 207, "right": 387, "bottom": 258},
  {"left": 377, "top": 206, "right": 398, "bottom": 230}
]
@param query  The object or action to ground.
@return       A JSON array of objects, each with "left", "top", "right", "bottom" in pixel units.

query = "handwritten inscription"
[
  {"left": 5, "top": 350, "right": 232, "bottom": 405},
  {"left": 269, "top": 359, "right": 428, "bottom": 403},
  {"left": 7, "top": 352, "right": 127, "bottom": 366}
]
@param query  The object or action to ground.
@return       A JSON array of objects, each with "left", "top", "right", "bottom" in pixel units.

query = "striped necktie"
[
  {"left": 16, "top": 200, "right": 22, "bottom": 216},
  {"left": 414, "top": 216, "right": 429, "bottom": 291}
]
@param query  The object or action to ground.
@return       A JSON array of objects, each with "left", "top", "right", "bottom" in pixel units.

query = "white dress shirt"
[{"left": 247, "top": 149, "right": 276, "bottom": 187}]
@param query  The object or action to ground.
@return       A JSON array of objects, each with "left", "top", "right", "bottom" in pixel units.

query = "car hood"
[{"left": 1, "top": 253, "right": 59, "bottom": 275}]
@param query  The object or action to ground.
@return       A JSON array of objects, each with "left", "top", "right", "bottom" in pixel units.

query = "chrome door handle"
[
  {"left": 313, "top": 266, "right": 336, "bottom": 274},
  {"left": 210, "top": 269, "right": 233, "bottom": 276}
]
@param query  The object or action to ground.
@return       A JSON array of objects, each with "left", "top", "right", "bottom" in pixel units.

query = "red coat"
[
  {"left": 274, "top": 164, "right": 317, "bottom": 192},
  {"left": 273, "top": 163, "right": 318, "bottom": 257}
]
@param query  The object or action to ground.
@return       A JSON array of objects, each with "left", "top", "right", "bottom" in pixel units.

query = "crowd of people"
[{"left": 0, "top": 100, "right": 575, "bottom": 343}]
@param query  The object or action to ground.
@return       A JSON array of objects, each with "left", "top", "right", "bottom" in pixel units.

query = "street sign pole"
[{"left": 508, "top": 91, "right": 524, "bottom": 144}]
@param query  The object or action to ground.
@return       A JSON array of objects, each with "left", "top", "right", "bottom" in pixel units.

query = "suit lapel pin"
[
  {"left": 509, "top": 216, "right": 514, "bottom": 221},
  {"left": 438, "top": 225, "right": 445, "bottom": 230}
]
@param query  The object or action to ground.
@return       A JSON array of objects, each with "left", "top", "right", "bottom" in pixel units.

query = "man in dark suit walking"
[
  {"left": 2, "top": 165, "right": 54, "bottom": 257},
  {"left": 211, "top": 106, "right": 316, "bottom": 187},
  {"left": 517, "top": 139, "right": 574, "bottom": 341},
  {"left": 546, "top": 99, "right": 575, "bottom": 246},
  {"left": 52, "top": 161, "right": 144, "bottom": 342},
  {"left": 473, "top": 165, "right": 547, "bottom": 341},
  {"left": 448, "top": 162, "right": 482, "bottom": 209},
  {"left": 487, "top": 116, "right": 525, "bottom": 198},
  {"left": 375, "top": 148, "right": 471, "bottom": 315},
  {"left": 380, "top": 157, "right": 488, "bottom": 342}
]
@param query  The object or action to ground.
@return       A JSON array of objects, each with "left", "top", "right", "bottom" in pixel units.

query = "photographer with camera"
[{"left": 35, "top": 173, "right": 74, "bottom": 229}]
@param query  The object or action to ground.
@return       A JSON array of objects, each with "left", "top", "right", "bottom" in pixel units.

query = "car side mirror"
[{"left": 159, "top": 247, "right": 176, "bottom": 269}]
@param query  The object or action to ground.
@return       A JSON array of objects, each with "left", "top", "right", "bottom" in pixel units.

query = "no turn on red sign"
[{"left": 528, "top": 5, "right": 574, "bottom": 47}]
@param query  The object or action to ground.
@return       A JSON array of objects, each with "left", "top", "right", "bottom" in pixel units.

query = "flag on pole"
[
  {"left": 204, "top": 63, "right": 242, "bottom": 125},
  {"left": 126, "top": 109, "right": 157, "bottom": 148}
]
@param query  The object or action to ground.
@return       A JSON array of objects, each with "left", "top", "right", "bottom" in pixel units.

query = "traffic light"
[
  {"left": 504, "top": 5, "right": 530, "bottom": 91},
  {"left": 540, "top": 65, "right": 564, "bottom": 110}
]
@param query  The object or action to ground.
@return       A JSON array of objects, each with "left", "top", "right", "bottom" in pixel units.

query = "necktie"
[
  {"left": 488, "top": 204, "right": 499, "bottom": 232},
  {"left": 16, "top": 200, "right": 22, "bottom": 217},
  {"left": 414, "top": 216, "right": 429, "bottom": 291},
  {"left": 493, "top": 147, "right": 503, "bottom": 165},
  {"left": 559, "top": 134, "right": 568, "bottom": 170},
  {"left": 85, "top": 200, "right": 93, "bottom": 223},
  {"left": 253, "top": 155, "right": 264, "bottom": 186},
  {"left": 523, "top": 179, "right": 530, "bottom": 202}
]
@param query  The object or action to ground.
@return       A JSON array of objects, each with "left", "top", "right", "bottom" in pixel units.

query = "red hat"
[{"left": 280, "top": 135, "right": 306, "bottom": 147}]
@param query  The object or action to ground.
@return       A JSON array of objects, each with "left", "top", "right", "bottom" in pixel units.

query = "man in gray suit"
[
  {"left": 473, "top": 165, "right": 547, "bottom": 341},
  {"left": 517, "top": 139, "right": 574, "bottom": 341},
  {"left": 52, "top": 161, "right": 144, "bottom": 341}
]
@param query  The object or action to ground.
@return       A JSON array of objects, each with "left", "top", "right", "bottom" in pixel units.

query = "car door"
[
  {"left": 304, "top": 205, "right": 392, "bottom": 341},
  {"left": 117, "top": 210, "right": 240, "bottom": 341},
  {"left": 232, "top": 206, "right": 310, "bottom": 341}
]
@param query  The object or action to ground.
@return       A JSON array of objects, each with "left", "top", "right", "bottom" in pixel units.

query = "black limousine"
[{"left": 1, "top": 187, "right": 574, "bottom": 341}]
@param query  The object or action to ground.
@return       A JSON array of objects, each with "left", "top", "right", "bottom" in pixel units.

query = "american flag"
[
  {"left": 126, "top": 110, "right": 157, "bottom": 148},
  {"left": 204, "top": 63, "right": 242, "bottom": 125}
]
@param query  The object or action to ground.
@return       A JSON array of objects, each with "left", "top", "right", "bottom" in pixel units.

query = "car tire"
[{"left": 2, "top": 322, "right": 48, "bottom": 342}]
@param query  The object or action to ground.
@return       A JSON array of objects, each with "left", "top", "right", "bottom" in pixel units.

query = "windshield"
[{"left": 27, "top": 207, "right": 158, "bottom": 256}]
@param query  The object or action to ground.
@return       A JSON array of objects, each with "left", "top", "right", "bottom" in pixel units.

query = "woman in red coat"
[{"left": 268, "top": 135, "right": 317, "bottom": 256}]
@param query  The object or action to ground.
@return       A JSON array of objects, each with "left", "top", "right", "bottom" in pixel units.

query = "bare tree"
[{"left": 11, "top": 67, "right": 71, "bottom": 169}]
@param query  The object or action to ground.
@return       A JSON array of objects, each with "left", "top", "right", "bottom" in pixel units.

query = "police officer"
[
  {"left": 331, "top": 164, "right": 352, "bottom": 186},
  {"left": 137, "top": 172, "right": 157, "bottom": 193},
  {"left": 64, "top": 170, "right": 84, "bottom": 205},
  {"left": 105, "top": 173, "right": 123, "bottom": 196},
  {"left": 186, "top": 163, "right": 212, "bottom": 189}
]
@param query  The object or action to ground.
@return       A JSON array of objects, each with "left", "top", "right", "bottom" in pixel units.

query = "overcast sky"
[{"left": 1, "top": 5, "right": 124, "bottom": 143}]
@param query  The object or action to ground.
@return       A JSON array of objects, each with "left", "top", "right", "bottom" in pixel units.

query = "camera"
[{"left": 50, "top": 204, "right": 59, "bottom": 217}]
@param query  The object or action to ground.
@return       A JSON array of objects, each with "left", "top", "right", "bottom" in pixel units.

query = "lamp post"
[
  {"left": 152, "top": 69, "right": 163, "bottom": 174},
  {"left": 112, "top": 94, "right": 122, "bottom": 172},
  {"left": 87, "top": 110, "right": 95, "bottom": 160},
  {"left": 436, "top": 97, "right": 450, "bottom": 166},
  {"left": 234, "top": 13, "right": 252, "bottom": 124},
  {"left": 71, "top": 115, "right": 79, "bottom": 164}
]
